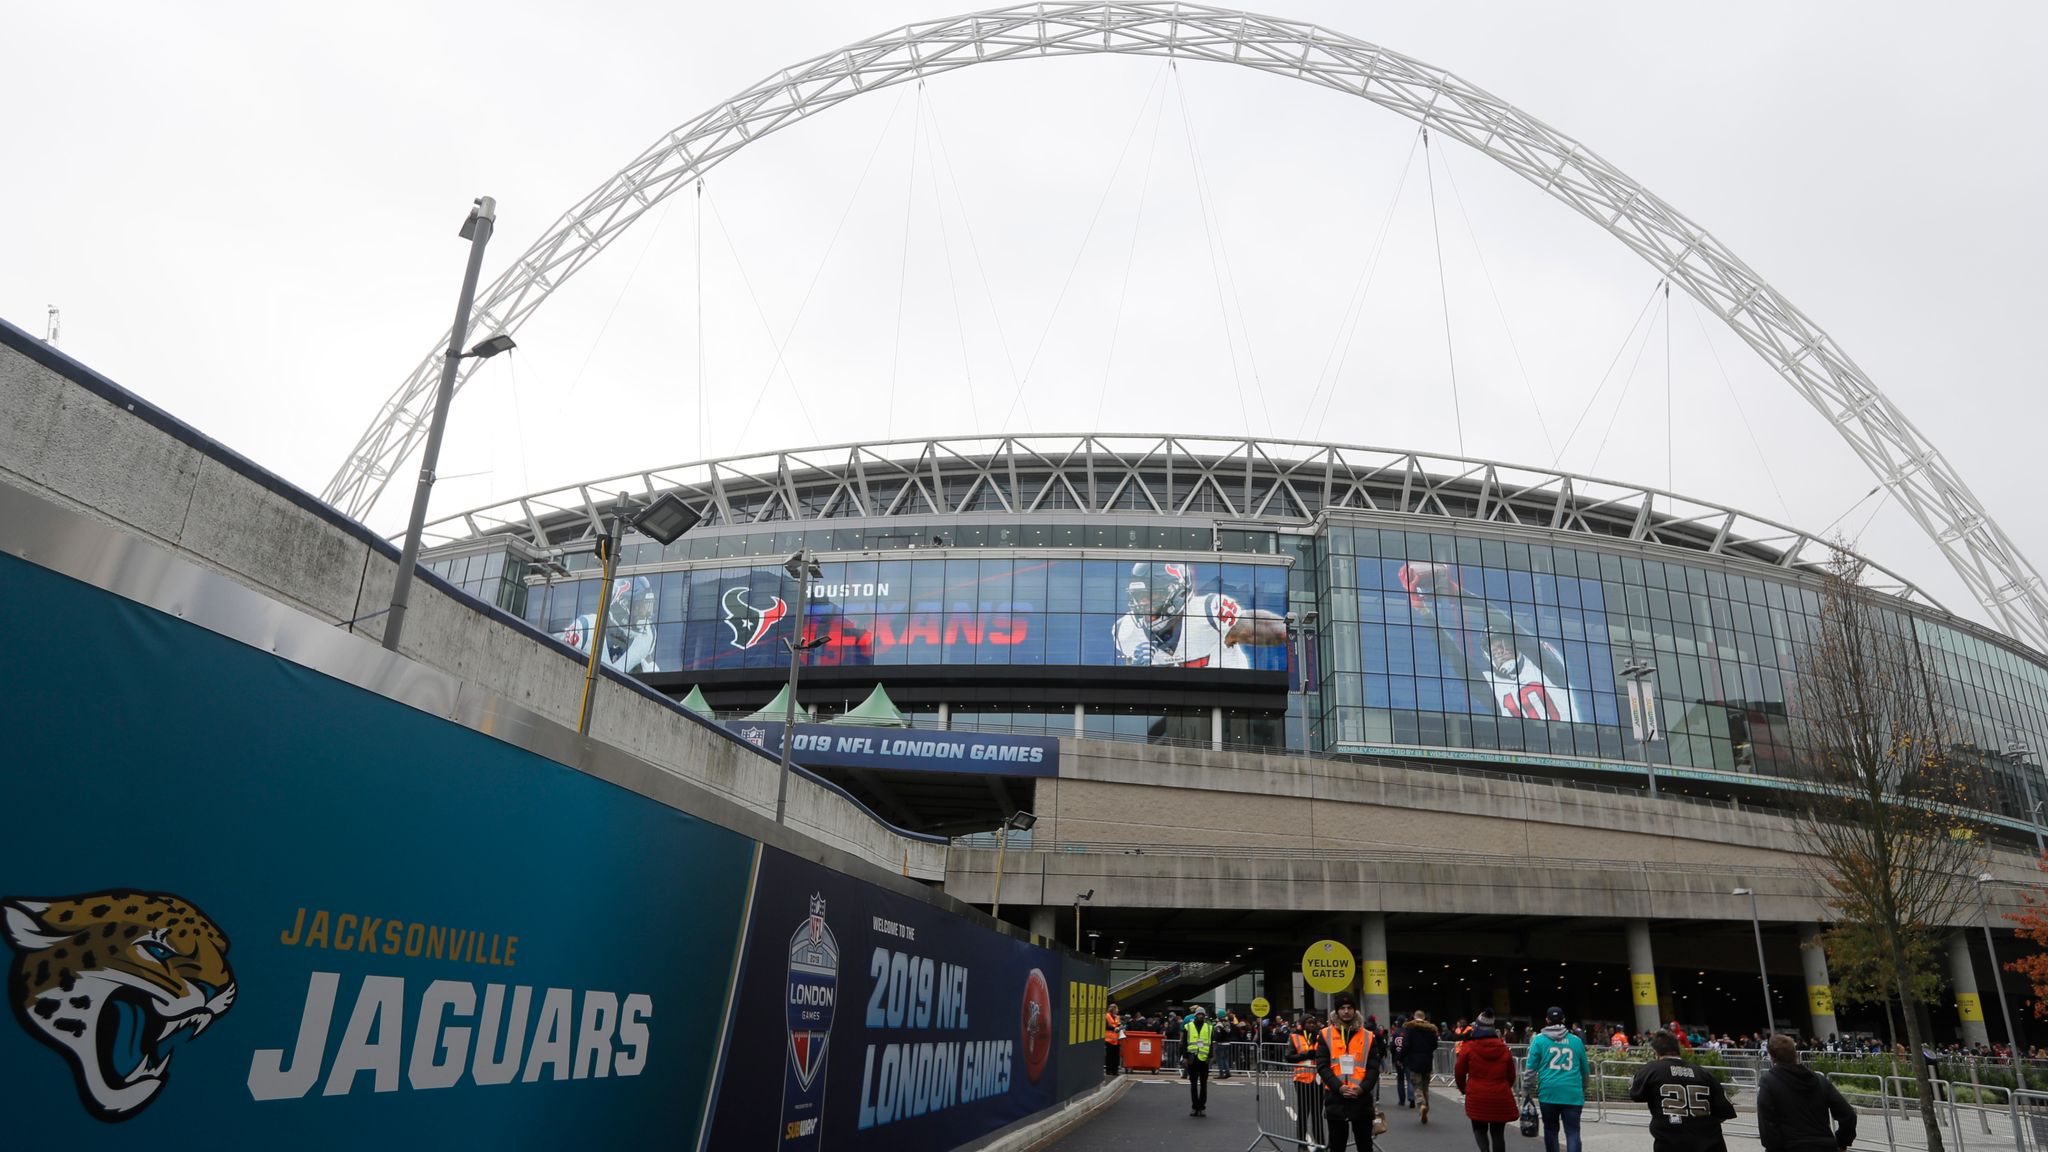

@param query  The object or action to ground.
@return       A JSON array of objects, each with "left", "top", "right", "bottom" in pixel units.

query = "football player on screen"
[
  {"left": 559, "top": 575, "right": 661, "bottom": 674},
  {"left": 1112, "top": 562, "right": 1287, "bottom": 669},
  {"left": 1398, "top": 561, "right": 1583, "bottom": 721}
]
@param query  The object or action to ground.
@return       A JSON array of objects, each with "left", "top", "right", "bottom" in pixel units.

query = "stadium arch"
[{"left": 324, "top": 2, "right": 2048, "bottom": 653}]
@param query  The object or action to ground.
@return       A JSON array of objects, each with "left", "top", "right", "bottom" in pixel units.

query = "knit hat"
[
  {"left": 1334, "top": 993, "right": 1357, "bottom": 1009},
  {"left": 1475, "top": 1010, "right": 1497, "bottom": 1027}
]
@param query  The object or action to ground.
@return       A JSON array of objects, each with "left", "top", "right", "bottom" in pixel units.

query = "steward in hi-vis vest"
[
  {"left": 1104, "top": 1004, "right": 1123, "bottom": 1077},
  {"left": 1182, "top": 1006, "right": 1216, "bottom": 1117},
  {"left": 1315, "top": 994, "right": 1380, "bottom": 1152}
]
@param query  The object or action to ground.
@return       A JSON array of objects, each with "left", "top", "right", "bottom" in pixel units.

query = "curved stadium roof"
[{"left": 421, "top": 434, "right": 1939, "bottom": 611}]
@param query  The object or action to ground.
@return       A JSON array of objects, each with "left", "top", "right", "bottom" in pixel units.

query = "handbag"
[{"left": 1518, "top": 1097, "right": 1540, "bottom": 1138}]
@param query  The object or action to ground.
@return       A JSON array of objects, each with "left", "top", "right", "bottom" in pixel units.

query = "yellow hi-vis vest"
[
  {"left": 1184, "top": 1020, "right": 1214, "bottom": 1059},
  {"left": 1291, "top": 1031, "right": 1318, "bottom": 1083}
]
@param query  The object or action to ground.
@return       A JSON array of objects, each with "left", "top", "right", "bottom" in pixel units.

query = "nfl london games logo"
[{"left": 782, "top": 893, "right": 838, "bottom": 1149}]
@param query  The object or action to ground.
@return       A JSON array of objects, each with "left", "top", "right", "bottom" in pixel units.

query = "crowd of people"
[{"left": 1104, "top": 999, "right": 1868, "bottom": 1152}]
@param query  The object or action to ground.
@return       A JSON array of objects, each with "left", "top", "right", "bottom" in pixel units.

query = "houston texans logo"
[{"left": 722, "top": 586, "right": 787, "bottom": 650}]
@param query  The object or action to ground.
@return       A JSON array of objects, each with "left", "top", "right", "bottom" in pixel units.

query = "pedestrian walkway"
[{"left": 1047, "top": 1075, "right": 1773, "bottom": 1152}]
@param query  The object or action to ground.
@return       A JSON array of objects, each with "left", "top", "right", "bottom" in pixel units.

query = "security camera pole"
[{"left": 384, "top": 197, "right": 512, "bottom": 653}]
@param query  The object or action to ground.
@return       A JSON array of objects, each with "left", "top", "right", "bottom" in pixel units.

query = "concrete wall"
[
  {"left": 946, "top": 738, "right": 2040, "bottom": 924},
  {"left": 0, "top": 324, "right": 945, "bottom": 881}
]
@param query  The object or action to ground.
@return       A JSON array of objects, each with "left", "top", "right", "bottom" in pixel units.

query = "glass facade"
[
  {"left": 1315, "top": 521, "right": 2048, "bottom": 817},
  {"left": 438, "top": 507, "right": 2048, "bottom": 816}
]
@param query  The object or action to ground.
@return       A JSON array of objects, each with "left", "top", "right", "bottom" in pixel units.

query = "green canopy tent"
[
  {"left": 741, "top": 683, "right": 813, "bottom": 723},
  {"left": 677, "top": 685, "right": 715, "bottom": 718},
  {"left": 825, "top": 683, "right": 909, "bottom": 727}
]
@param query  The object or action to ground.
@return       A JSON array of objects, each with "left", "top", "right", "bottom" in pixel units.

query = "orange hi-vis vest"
[
  {"left": 1105, "top": 1011, "right": 1122, "bottom": 1046},
  {"left": 1290, "top": 1031, "right": 1318, "bottom": 1083},
  {"left": 1323, "top": 1024, "right": 1374, "bottom": 1085}
]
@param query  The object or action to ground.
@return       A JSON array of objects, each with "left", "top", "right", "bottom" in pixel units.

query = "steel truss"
[
  {"left": 419, "top": 432, "right": 1939, "bottom": 608},
  {"left": 326, "top": 2, "right": 2048, "bottom": 652}
]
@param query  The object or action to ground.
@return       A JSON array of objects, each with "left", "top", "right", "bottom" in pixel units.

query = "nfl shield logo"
[{"left": 741, "top": 725, "right": 768, "bottom": 748}]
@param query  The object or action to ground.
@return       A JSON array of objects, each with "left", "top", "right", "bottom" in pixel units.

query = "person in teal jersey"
[{"left": 1524, "top": 1006, "right": 1590, "bottom": 1152}]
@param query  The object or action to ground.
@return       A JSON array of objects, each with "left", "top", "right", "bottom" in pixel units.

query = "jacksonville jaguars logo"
[
  {"left": 722, "top": 586, "right": 788, "bottom": 650},
  {"left": 4, "top": 891, "right": 236, "bottom": 1122}
]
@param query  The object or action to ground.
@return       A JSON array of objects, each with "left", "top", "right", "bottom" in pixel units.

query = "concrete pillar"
[
  {"left": 1263, "top": 965, "right": 1295, "bottom": 1014},
  {"left": 1626, "top": 919, "right": 1662, "bottom": 1037},
  {"left": 1949, "top": 932, "right": 1990, "bottom": 1046},
  {"left": 1073, "top": 703, "right": 1085, "bottom": 737},
  {"left": 1361, "top": 912, "right": 1392, "bottom": 1027},
  {"left": 1292, "top": 972, "right": 1306, "bottom": 1015},
  {"left": 937, "top": 701, "right": 951, "bottom": 729},
  {"left": 1798, "top": 925, "right": 1840, "bottom": 1042},
  {"left": 1211, "top": 706, "right": 1224, "bottom": 750},
  {"left": 1028, "top": 906, "right": 1057, "bottom": 945},
  {"left": 1216, "top": 985, "right": 1229, "bottom": 1013}
]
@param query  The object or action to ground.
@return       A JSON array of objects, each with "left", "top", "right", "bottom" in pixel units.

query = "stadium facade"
[{"left": 418, "top": 434, "right": 2048, "bottom": 840}]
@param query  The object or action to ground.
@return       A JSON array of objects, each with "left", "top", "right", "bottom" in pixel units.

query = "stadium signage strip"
[{"left": 729, "top": 721, "right": 1058, "bottom": 778}]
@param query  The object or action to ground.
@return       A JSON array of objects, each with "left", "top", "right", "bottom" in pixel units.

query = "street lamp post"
[
  {"left": 773, "top": 549, "right": 827, "bottom": 825},
  {"left": 989, "top": 810, "right": 1037, "bottom": 923},
  {"left": 1074, "top": 888, "right": 1094, "bottom": 948},
  {"left": 1975, "top": 874, "right": 2022, "bottom": 1066},
  {"left": 1622, "top": 656, "right": 1659, "bottom": 798},
  {"left": 1733, "top": 888, "right": 1776, "bottom": 1036},
  {"left": 385, "top": 197, "right": 516, "bottom": 654}
]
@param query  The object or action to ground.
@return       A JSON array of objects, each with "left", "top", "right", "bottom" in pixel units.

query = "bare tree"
[{"left": 1791, "top": 549, "right": 1985, "bottom": 1152}]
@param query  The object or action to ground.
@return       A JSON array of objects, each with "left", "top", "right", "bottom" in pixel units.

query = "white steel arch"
[{"left": 325, "top": 2, "right": 2048, "bottom": 653}]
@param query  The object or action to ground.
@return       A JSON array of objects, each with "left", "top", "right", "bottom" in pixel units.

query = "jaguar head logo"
[
  {"left": 722, "top": 586, "right": 788, "bottom": 650},
  {"left": 4, "top": 892, "right": 235, "bottom": 1122}
]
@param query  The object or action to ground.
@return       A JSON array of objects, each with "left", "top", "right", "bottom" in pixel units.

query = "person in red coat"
[{"left": 1455, "top": 1010, "right": 1521, "bottom": 1152}]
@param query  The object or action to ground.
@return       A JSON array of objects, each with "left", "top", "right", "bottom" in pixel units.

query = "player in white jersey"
[
  {"left": 1482, "top": 632, "right": 1582, "bottom": 721},
  {"left": 1399, "top": 562, "right": 1582, "bottom": 721},
  {"left": 1111, "top": 562, "right": 1287, "bottom": 669},
  {"left": 558, "top": 575, "right": 661, "bottom": 673}
]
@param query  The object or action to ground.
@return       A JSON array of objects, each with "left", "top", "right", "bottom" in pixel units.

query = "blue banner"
[
  {"left": 0, "top": 553, "right": 757, "bottom": 1146},
  {"left": 701, "top": 848, "right": 1092, "bottom": 1150},
  {"left": 727, "top": 721, "right": 1059, "bottom": 777}
]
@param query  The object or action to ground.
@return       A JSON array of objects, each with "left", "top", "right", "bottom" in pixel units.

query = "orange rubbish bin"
[{"left": 1121, "top": 1031, "right": 1165, "bottom": 1073}]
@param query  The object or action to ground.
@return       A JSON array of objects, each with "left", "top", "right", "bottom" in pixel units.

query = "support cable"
[
  {"left": 1297, "top": 128, "right": 1424, "bottom": 441},
  {"left": 1091, "top": 74, "right": 1171, "bottom": 432},
  {"left": 727, "top": 89, "right": 914, "bottom": 445},
  {"left": 922, "top": 93, "right": 1021, "bottom": 432},
  {"left": 696, "top": 179, "right": 705, "bottom": 462},
  {"left": 1433, "top": 142, "right": 1557, "bottom": 462},
  {"left": 886, "top": 87, "right": 925, "bottom": 439},
  {"left": 1587, "top": 285, "right": 1666, "bottom": 477},
  {"left": 915, "top": 88, "right": 980, "bottom": 430},
  {"left": 1421, "top": 128, "right": 1465, "bottom": 457},
  {"left": 1171, "top": 63, "right": 1273, "bottom": 436},
  {"left": 994, "top": 62, "right": 1171, "bottom": 434},
  {"left": 703, "top": 186, "right": 826, "bottom": 447},
  {"left": 504, "top": 346, "right": 531, "bottom": 498},
  {"left": 1684, "top": 295, "right": 1789, "bottom": 515},
  {"left": 561, "top": 195, "right": 675, "bottom": 406},
  {"left": 1550, "top": 279, "right": 1664, "bottom": 468}
]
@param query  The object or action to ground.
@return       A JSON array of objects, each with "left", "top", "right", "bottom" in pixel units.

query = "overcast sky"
[{"left": 6, "top": 1, "right": 2044, "bottom": 637}]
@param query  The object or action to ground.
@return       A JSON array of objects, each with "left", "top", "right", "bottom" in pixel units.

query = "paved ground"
[{"left": 1047, "top": 1073, "right": 1773, "bottom": 1152}]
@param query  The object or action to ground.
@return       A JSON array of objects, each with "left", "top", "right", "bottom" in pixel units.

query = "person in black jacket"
[
  {"left": 1757, "top": 1034, "right": 1857, "bottom": 1152},
  {"left": 1402, "top": 1010, "right": 1441, "bottom": 1123}
]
